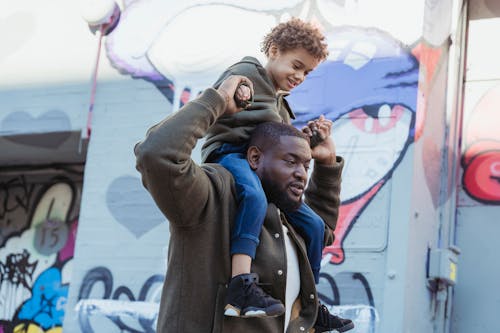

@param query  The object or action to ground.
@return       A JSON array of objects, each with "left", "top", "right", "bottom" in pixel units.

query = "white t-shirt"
[{"left": 282, "top": 224, "right": 301, "bottom": 332}]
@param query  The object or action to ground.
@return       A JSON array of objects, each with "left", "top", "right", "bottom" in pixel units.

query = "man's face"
[
  {"left": 266, "top": 46, "right": 320, "bottom": 92},
  {"left": 255, "top": 136, "right": 312, "bottom": 211}
]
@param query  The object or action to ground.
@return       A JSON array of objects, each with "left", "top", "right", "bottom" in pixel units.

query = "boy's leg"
[
  {"left": 285, "top": 202, "right": 324, "bottom": 283},
  {"left": 218, "top": 153, "right": 285, "bottom": 318},
  {"left": 231, "top": 254, "right": 252, "bottom": 277},
  {"left": 218, "top": 153, "right": 267, "bottom": 260},
  {"left": 286, "top": 203, "right": 354, "bottom": 332}
]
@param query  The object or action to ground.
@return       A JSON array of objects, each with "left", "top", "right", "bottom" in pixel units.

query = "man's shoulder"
[{"left": 201, "top": 163, "right": 236, "bottom": 190}]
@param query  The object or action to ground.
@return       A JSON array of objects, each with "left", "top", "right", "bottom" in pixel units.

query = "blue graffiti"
[
  {"left": 317, "top": 271, "right": 378, "bottom": 333},
  {"left": 78, "top": 267, "right": 164, "bottom": 333},
  {"left": 18, "top": 267, "right": 67, "bottom": 329},
  {"left": 288, "top": 26, "right": 419, "bottom": 131}
]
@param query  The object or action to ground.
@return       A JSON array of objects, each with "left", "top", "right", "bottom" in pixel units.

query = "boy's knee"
[
  {"left": 243, "top": 186, "right": 266, "bottom": 203},
  {"left": 311, "top": 214, "right": 325, "bottom": 237}
]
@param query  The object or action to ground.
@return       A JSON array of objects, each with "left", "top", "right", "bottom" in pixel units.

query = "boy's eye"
[{"left": 285, "top": 159, "right": 295, "bottom": 165}]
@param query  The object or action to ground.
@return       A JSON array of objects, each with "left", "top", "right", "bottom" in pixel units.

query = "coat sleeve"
[
  {"left": 304, "top": 157, "right": 344, "bottom": 245},
  {"left": 134, "top": 88, "right": 227, "bottom": 228}
]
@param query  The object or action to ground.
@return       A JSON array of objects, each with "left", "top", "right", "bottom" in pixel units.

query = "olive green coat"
[{"left": 134, "top": 88, "right": 343, "bottom": 332}]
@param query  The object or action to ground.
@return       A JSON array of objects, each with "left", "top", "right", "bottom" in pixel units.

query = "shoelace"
[
  {"left": 317, "top": 304, "right": 333, "bottom": 325},
  {"left": 245, "top": 282, "right": 275, "bottom": 300}
]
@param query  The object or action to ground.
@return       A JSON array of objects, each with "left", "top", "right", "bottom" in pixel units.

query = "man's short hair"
[
  {"left": 261, "top": 18, "right": 329, "bottom": 61},
  {"left": 249, "top": 122, "right": 309, "bottom": 151}
]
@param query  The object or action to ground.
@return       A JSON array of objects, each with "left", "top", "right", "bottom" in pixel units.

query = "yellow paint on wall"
[
  {"left": 450, "top": 262, "right": 457, "bottom": 282},
  {"left": 13, "top": 323, "right": 62, "bottom": 333}
]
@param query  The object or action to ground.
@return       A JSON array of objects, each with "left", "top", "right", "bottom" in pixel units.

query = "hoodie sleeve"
[
  {"left": 304, "top": 157, "right": 344, "bottom": 244},
  {"left": 134, "top": 88, "right": 227, "bottom": 227}
]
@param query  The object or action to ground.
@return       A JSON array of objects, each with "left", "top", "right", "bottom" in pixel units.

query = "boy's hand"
[
  {"left": 302, "top": 115, "right": 337, "bottom": 165},
  {"left": 234, "top": 83, "right": 252, "bottom": 109},
  {"left": 217, "top": 75, "right": 254, "bottom": 116}
]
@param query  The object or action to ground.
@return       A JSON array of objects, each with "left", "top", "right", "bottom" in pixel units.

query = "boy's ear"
[
  {"left": 269, "top": 44, "right": 279, "bottom": 59},
  {"left": 247, "top": 146, "right": 262, "bottom": 171}
]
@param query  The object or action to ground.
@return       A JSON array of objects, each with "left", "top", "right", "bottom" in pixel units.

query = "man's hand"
[
  {"left": 302, "top": 115, "right": 337, "bottom": 165},
  {"left": 217, "top": 75, "right": 254, "bottom": 115}
]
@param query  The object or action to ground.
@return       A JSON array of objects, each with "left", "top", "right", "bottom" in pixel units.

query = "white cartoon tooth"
[
  {"left": 364, "top": 116, "right": 374, "bottom": 132},
  {"left": 378, "top": 104, "right": 392, "bottom": 127}
]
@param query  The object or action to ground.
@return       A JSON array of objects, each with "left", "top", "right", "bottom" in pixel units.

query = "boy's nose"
[{"left": 295, "top": 71, "right": 305, "bottom": 83}]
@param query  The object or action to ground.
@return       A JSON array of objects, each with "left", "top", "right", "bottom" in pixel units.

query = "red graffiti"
[
  {"left": 323, "top": 181, "right": 384, "bottom": 264},
  {"left": 462, "top": 85, "right": 500, "bottom": 204},
  {"left": 411, "top": 42, "right": 444, "bottom": 141}
]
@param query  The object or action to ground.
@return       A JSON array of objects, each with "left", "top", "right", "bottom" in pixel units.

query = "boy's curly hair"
[{"left": 261, "top": 18, "right": 329, "bottom": 61}]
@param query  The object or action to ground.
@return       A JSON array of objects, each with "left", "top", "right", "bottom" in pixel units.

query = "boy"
[{"left": 202, "top": 18, "right": 354, "bottom": 332}]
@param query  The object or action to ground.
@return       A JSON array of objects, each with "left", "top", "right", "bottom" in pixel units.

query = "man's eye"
[{"left": 285, "top": 160, "right": 295, "bottom": 165}]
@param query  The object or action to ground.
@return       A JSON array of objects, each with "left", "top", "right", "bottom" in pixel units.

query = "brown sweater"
[
  {"left": 202, "top": 56, "right": 295, "bottom": 162},
  {"left": 134, "top": 88, "right": 343, "bottom": 332}
]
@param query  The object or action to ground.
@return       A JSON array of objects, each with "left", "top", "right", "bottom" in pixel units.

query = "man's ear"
[{"left": 247, "top": 146, "right": 262, "bottom": 171}]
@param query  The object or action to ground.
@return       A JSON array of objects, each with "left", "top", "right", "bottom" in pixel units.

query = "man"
[{"left": 135, "top": 75, "right": 346, "bottom": 332}]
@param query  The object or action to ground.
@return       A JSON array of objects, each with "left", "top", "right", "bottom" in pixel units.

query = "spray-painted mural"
[
  {"left": 64, "top": 1, "right": 445, "bottom": 332},
  {"left": 288, "top": 26, "right": 421, "bottom": 265},
  {"left": 73, "top": 175, "right": 167, "bottom": 332},
  {"left": 461, "top": 84, "right": 500, "bottom": 205},
  {"left": 1, "top": 0, "right": 463, "bottom": 332},
  {"left": 0, "top": 174, "right": 81, "bottom": 333}
]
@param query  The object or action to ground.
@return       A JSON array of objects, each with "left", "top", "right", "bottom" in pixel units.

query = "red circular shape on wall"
[{"left": 463, "top": 150, "right": 500, "bottom": 203}]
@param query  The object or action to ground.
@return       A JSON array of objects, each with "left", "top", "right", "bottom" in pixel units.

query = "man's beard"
[{"left": 261, "top": 176, "right": 301, "bottom": 212}]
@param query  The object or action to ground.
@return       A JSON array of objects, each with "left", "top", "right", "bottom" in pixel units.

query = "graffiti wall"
[
  {"left": 0, "top": 170, "right": 82, "bottom": 333},
  {"left": 63, "top": 1, "right": 456, "bottom": 332},
  {"left": 452, "top": 13, "right": 500, "bottom": 333},
  {"left": 2, "top": 0, "right": 478, "bottom": 332}
]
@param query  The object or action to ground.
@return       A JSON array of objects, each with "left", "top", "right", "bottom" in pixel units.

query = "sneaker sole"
[
  {"left": 242, "top": 303, "right": 285, "bottom": 318},
  {"left": 224, "top": 304, "right": 241, "bottom": 317},
  {"left": 224, "top": 303, "right": 285, "bottom": 318},
  {"left": 316, "top": 321, "right": 355, "bottom": 332},
  {"left": 336, "top": 321, "right": 355, "bottom": 332}
]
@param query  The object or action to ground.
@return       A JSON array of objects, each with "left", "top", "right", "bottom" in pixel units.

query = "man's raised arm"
[
  {"left": 303, "top": 116, "right": 344, "bottom": 243},
  {"left": 134, "top": 75, "right": 254, "bottom": 227}
]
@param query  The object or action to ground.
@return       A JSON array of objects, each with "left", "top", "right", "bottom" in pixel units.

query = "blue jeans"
[{"left": 211, "top": 144, "right": 324, "bottom": 283}]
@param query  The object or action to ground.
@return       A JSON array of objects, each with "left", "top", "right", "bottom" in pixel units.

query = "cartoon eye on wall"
[{"left": 288, "top": 27, "right": 419, "bottom": 263}]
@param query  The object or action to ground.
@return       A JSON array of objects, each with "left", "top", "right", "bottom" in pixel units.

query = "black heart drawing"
[
  {"left": 106, "top": 175, "right": 166, "bottom": 238},
  {"left": 2, "top": 110, "right": 71, "bottom": 148}
]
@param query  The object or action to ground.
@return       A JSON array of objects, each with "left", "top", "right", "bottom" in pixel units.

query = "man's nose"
[{"left": 294, "top": 165, "right": 307, "bottom": 181}]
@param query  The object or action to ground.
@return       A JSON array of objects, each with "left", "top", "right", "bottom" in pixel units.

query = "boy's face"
[{"left": 266, "top": 46, "right": 321, "bottom": 92}]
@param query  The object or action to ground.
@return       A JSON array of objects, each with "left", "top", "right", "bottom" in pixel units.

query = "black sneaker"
[
  {"left": 314, "top": 303, "right": 354, "bottom": 332},
  {"left": 224, "top": 273, "right": 285, "bottom": 318}
]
